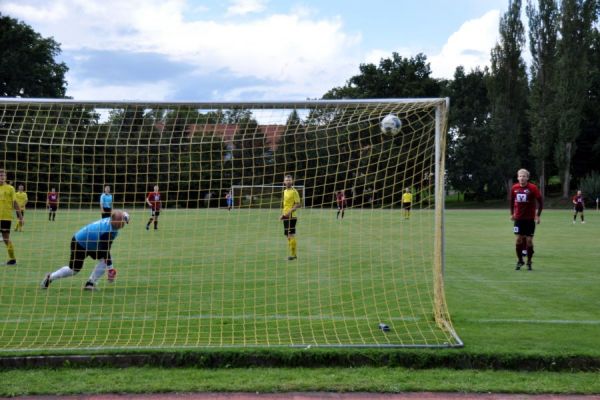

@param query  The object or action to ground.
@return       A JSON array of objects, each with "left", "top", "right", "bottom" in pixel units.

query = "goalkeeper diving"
[{"left": 41, "top": 210, "right": 130, "bottom": 290}]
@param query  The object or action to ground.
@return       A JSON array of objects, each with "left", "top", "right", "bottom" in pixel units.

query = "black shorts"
[
  {"left": 48, "top": 205, "right": 57, "bottom": 212},
  {"left": 69, "top": 237, "right": 106, "bottom": 272},
  {"left": 403, "top": 202, "right": 411, "bottom": 210},
  {"left": 102, "top": 208, "right": 112, "bottom": 219},
  {"left": 0, "top": 220, "right": 11, "bottom": 232},
  {"left": 574, "top": 204, "right": 584, "bottom": 213},
  {"left": 283, "top": 218, "right": 297, "bottom": 236},
  {"left": 513, "top": 219, "right": 536, "bottom": 237}
]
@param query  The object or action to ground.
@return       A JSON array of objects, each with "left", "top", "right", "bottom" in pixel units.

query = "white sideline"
[{"left": 472, "top": 318, "right": 600, "bottom": 325}]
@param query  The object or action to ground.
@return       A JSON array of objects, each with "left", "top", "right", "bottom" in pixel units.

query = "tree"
[
  {"left": 527, "top": 0, "right": 559, "bottom": 198},
  {"left": 322, "top": 53, "right": 441, "bottom": 99},
  {"left": 554, "top": 0, "right": 597, "bottom": 198},
  {"left": 0, "top": 13, "right": 68, "bottom": 97},
  {"left": 445, "top": 67, "right": 500, "bottom": 199},
  {"left": 488, "top": 0, "right": 530, "bottom": 196}
]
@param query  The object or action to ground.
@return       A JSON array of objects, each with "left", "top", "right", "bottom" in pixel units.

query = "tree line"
[{"left": 2, "top": 1, "right": 600, "bottom": 203}]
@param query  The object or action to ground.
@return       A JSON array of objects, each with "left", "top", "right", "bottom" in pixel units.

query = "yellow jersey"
[
  {"left": 0, "top": 183, "right": 16, "bottom": 221},
  {"left": 282, "top": 187, "right": 301, "bottom": 218},
  {"left": 15, "top": 191, "right": 28, "bottom": 210},
  {"left": 402, "top": 192, "right": 413, "bottom": 204}
]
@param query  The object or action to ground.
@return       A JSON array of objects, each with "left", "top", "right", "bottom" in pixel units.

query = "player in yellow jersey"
[
  {"left": 14, "top": 184, "right": 28, "bottom": 232},
  {"left": 0, "top": 169, "right": 24, "bottom": 265},
  {"left": 280, "top": 174, "right": 301, "bottom": 261},
  {"left": 402, "top": 188, "right": 413, "bottom": 219}
]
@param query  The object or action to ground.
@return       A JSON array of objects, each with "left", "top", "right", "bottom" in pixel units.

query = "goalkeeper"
[
  {"left": 280, "top": 174, "right": 301, "bottom": 260},
  {"left": 41, "top": 210, "right": 129, "bottom": 290}
]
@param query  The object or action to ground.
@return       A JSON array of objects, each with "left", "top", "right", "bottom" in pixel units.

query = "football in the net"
[{"left": 380, "top": 114, "right": 402, "bottom": 135}]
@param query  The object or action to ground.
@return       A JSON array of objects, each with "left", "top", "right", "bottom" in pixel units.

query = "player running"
[
  {"left": 280, "top": 175, "right": 301, "bottom": 261},
  {"left": 146, "top": 185, "right": 161, "bottom": 230},
  {"left": 336, "top": 190, "right": 346, "bottom": 219},
  {"left": 14, "top": 184, "right": 28, "bottom": 232},
  {"left": 100, "top": 185, "right": 113, "bottom": 218},
  {"left": 47, "top": 188, "right": 59, "bottom": 221},
  {"left": 40, "top": 210, "right": 129, "bottom": 290},
  {"left": 572, "top": 190, "right": 585, "bottom": 224},
  {"left": 510, "top": 169, "right": 543, "bottom": 271},
  {"left": 0, "top": 169, "right": 24, "bottom": 265}
]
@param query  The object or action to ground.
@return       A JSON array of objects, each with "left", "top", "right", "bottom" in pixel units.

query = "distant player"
[
  {"left": 402, "top": 188, "right": 413, "bottom": 219},
  {"left": 14, "top": 184, "right": 28, "bottom": 232},
  {"left": 336, "top": 190, "right": 346, "bottom": 219},
  {"left": 0, "top": 169, "right": 24, "bottom": 265},
  {"left": 146, "top": 185, "right": 161, "bottom": 230},
  {"left": 510, "top": 169, "right": 543, "bottom": 271},
  {"left": 40, "top": 210, "right": 129, "bottom": 290},
  {"left": 47, "top": 187, "right": 59, "bottom": 221},
  {"left": 572, "top": 190, "right": 585, "bottom": 224},
  {"left": 226, "top": 190, "right": 233, "bottom": 211},
  {"left": 100, "top": 185, "right": 113, "bottom": 218},
  {"left": 280, "top": 175, "right": 301, "bottom": 260}
]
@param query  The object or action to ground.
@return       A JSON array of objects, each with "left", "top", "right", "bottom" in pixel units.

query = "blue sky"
[{"left": 1, "top": 0, "right": 509, "bottom": 101}]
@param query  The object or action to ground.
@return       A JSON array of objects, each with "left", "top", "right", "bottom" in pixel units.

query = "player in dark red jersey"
[
  {"left": 145, "top": 185, "right": 162, "bottom": 230},
  {"left": 46, "top": 188, "right": 59, "bottom": 221},
  {"left": 336, "top": 190, "right": 346, "bottom": 219},
  {"left": 572, "top": 190, "right": 585, "bottom": 224},
  {"left": 510, "top": 169, "right": 543, "bottom": 271}
]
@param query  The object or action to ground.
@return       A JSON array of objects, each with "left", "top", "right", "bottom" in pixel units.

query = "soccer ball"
[{"left": 380, "top": 114, "right": 402, "bottom": 135}]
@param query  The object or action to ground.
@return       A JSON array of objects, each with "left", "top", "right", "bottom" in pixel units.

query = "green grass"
[
  {"left": 1, "top": 207, "right": 452, "bottom": 351},
  {"left": 1, "top": 208, "right": 599, "bottom": 395},
  {"left": 2, "top": 367, "right": 600, "bottom": 396}
]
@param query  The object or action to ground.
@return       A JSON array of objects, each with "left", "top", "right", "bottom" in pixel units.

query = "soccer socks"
[
  {"left": 88, "top": 261, "right": 107, "bottom": 284},
  {"left": 289, "top": 237, "right": 297, "bottom": 257},
  {"left": 6, "top": 241, "right": 15, "bottom": 261},
  {"left": 50, "top": 266, "right": 75, "bottom": 281},
  {"left": 527, "top": 245, "right": 534, "bottom": 262},
  {"left": 154, "top": 221, "right": 158, "bottom": 230},
  {"left": 515, "top": 242, "right": 523, "bottom": 262}
]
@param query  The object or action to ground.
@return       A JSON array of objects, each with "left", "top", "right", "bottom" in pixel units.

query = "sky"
[{"left": 1, "top": 0, "right": 510, "bottom": 101}]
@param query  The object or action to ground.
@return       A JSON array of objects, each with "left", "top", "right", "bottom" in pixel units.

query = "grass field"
[
  {"left": 1, "top": 208, "right": 599, "bottom": 395},
  {"left": 1, "top": 207, "right": 456, "bottom": 352}
]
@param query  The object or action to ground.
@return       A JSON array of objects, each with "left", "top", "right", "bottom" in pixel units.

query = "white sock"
[
  {"left": 50, "top": 266, "right": 75, "bottom": 281},
  {"left": 88, "top": 260, "right": 107, "bottom": 284}
]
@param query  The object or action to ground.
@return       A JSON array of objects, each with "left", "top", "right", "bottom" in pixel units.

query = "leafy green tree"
[
  {"left": 488, "top": 0, "right": 530, "bottom": 195},
  {"left": 323, "top": 53, "right": 442, "bottom": 99},
  {"left": 446, "top": 67, "right": 500, "bottom": 199},
  {"left": 554, "top": 0, "right": 597, "bottom": 198},
  {"left": 0, "top": 13, "right": 67, "bottom": 97},
  {"left": 527, "top": 0, "right": 559, "bottom": 198}
]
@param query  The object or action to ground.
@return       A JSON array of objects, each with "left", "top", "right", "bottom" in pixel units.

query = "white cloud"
[
  {"left": 429, "top": 10, "right": 500, "bottom": 78},
  {"left": 226, "top": 0, "right": 267, "bottom": 16},
  {"left": 66, "top": 76, "right": 175, "bottom": 101},
  {"left": 2, "top": 0, "right": 359, "bottom": 100}
]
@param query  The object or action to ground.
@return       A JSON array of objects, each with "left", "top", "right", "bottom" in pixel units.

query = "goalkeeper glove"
[{"left": 107, "top": 268, "right": 117, "bottom": 283}]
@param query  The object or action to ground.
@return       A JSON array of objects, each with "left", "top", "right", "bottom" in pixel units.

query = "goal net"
[{"left": 0, "top": 98, "right": 461, "bottom": 352}]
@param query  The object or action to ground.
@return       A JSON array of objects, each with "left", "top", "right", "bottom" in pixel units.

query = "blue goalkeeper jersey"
[
  {"left": 100, "top": 193, "right": 113, "bottom": 209},
  {"left": 74, "top": 218, "right": 119, "bottom": 251}
]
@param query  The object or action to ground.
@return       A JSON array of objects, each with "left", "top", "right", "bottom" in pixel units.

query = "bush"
[{"left": 578, "top": 171, "right": 600, "bottom": 206}]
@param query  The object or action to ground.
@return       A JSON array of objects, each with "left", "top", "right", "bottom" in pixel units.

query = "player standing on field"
[
  {"left": 146, "top": 185, "right": 161, "bottom": 230},
  {"left": 510, "top": 169, "right": 543, "bottom": 271},
  {"left": 280, "top": 175, "right": 301, "bottom": 260},
  {"left": 41, "top": 210, "right": 129, "bottom": 290},
  {"left": 0, "top": 169, "right": 23, "bottom": 265},
  {"left": 402, "top": 188, "right": 413, "bottom": 219},
  {"left": 14, "top": 184, "right": 28, "bottom": 232},
  {"left": 47, "top": 187, "right": 59, "bottom": 221},
  {"left": 226, "top": 190, "right": 233, "bottom": 211},
  {"left": 336, "top": 190, "right": 346, "bottom": 219},
  {"left": 100, "top": 185, "right": 113, "bottom": 218},
  {"left": 572, "top": 190, "right": 585, "bottom": 224}
]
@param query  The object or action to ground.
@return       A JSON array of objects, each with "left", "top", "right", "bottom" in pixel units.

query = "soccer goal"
[{"left": 0, "top": 98, "right": 461, "bottom": 352}]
